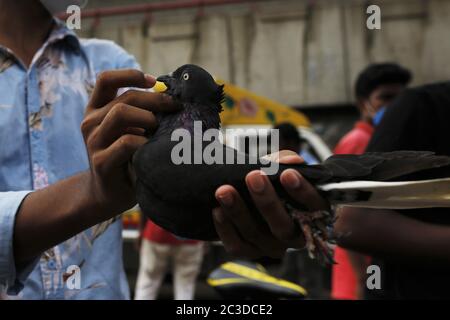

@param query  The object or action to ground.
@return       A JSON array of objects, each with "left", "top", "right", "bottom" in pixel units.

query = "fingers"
[
  {"left": 92, "top": 134, "right": 147, "bottom": 174},
  {"left": 245, "top": 171, "right": 302, "bottom": 246},
  {"left": 114, "top": 90, "right": 179, "bottom": 113},
  {"left": 92, "top": 103, "right": 157, "bottom": 148},
  {"left": 213, "top": 152, "right": 324, "bottom": 258},
  {"left": 88, "top": 69, "right": 155, "bottom": 111},
  {"left": 92, "top": 90, "right": 176, "bottom": 125},
  {"left": 124, "top": 127, "right": 147, "bottom": 136},
  {"left": 280, "top": 169, "right": 329, "bottom": 211},
  {"left": 81, "top": 90, "right": 179, "bottom": 138},
  {"left": 214, "top": 185, "right": 286, "bottom": 258},
  {"left": 212, "top": 207, "right": 260, "bottom": 259}
]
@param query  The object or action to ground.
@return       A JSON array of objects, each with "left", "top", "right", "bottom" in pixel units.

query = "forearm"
[
  {"left": 13, "top": 171, "right": 113, "bottom": 264},
  {"left": 335, "top": 207, "right": 450, "bottom": 267}
]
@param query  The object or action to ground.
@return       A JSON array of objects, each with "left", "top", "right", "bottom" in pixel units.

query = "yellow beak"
[{"left": 153, "top": 81, "right": 168, "bottom": 93}]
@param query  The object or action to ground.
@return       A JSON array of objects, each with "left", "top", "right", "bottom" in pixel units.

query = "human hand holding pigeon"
[
  {"left": 81, "top": 69, "right": 179, "bottom": 216},
  {"left": 213, "top": 151, "right": 329, "bottom": 259}
]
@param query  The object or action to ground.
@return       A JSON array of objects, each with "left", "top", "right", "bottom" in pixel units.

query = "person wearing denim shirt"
[{"left": 0, "top": 3, "right": 144, "bottom": 299}]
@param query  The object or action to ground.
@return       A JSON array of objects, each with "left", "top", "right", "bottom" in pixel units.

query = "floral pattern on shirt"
[{"left": 0, "top": 19, "right": 139, "bottom": 299}]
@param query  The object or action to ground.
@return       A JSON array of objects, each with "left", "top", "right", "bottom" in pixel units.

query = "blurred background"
[{"left": 74, "top": 0, "right": 450, "bottom": 299}]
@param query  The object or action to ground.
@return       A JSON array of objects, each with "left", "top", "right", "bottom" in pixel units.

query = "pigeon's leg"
[{"left": 284, "top": 203, "right": 336, "bottom": 265}]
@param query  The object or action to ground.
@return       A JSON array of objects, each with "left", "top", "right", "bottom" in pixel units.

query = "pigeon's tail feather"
[
  {"left": 296, "top": 151, "right": 450, "bottom": 184},
  {"left": 318, "top": 177, "right": 450, "bottom": 209}
]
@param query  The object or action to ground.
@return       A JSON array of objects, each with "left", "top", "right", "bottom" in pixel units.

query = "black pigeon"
[{"left": 133, "top": 64, "right": 450, "bottom": 262}]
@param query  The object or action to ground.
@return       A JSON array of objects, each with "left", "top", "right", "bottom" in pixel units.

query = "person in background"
[
  {"left": 135, "top": 216, "right": 204, "bottom": 300},
  {"left": 336, "top": 80, "right": 450, "bottom": 299},
  {"left": 332, "top": 63, "right": 412, "bottom": 300}
]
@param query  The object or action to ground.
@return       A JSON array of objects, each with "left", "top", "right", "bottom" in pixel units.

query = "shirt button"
[
  {"left": 31, "top": 130, "right": 40, "bottom": 139},
  {"left": 47, "top": 260, "right": 56, "bottom": 270}
]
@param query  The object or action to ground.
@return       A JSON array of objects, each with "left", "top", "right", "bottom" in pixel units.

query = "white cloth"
[{"left": 134, "top": 240, "right": 204, "bottom": 300}]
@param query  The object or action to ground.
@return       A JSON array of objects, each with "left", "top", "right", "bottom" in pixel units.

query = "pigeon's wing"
[
  {"left": 295, "top": 151, "right": 450, "bottom": 183},
  {"left": 361, "top": 151, "right": 450, "bottom": 181},
  {"left": 134, "top": 138, "right": 260, "bottom": 206}
]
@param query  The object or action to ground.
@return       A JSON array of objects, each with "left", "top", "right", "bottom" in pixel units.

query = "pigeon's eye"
[{"left": 182, "top": 73, "right": 190, "bottom": 81}]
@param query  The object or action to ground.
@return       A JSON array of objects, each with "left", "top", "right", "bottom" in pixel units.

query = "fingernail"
[
  {"left": 248, "top": 172, "right": 266, "bottom": 193},
  {"left": 144, "top": 74, "right": 156, "bottom": 86},
  {"left": 281, "top": 155, "right": 304, "bottom": 164},
  {"left": 285, "top": 170, "right": 302, "bottom": 189},
  {"left": 213, "top": 208, "right": 225, "bottom": 223},
  {"left": 217, "top": 191, "right": 234, "bottom": 207}
]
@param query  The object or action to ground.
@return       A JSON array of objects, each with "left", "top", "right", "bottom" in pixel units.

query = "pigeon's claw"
[{"left": 285, "top": 204, "right": 336, "bottom": 265}]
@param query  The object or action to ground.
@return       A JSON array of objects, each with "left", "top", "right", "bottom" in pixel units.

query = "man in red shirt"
[
  {"left": 135, "top": 215, "right": 204, "bottom": 300},
  {"left": 332, "top": 63, "right": 411, "bottom": 299}
]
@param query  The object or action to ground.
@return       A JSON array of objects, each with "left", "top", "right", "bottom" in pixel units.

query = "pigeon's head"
[{"left": 154, "top": 64, "right": 224, "bottom": 113}]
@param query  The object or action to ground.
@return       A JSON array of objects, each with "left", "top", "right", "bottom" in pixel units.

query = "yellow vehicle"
[
  {"left": 218, "top": 79, "right": 310, "bottom": 128},
  {"left": 219, "top": 79, "right": 332, "bottom": 161}
]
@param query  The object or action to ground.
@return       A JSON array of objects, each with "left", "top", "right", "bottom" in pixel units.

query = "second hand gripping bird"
[{"left": 133, "top": 64, "right": 450, "bottom": 264}]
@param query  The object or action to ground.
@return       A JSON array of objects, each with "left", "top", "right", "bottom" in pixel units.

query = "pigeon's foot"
[{"left": 285, "top": 204, "right": 336, "bottom": 265}]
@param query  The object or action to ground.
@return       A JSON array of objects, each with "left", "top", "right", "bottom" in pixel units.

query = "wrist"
[
  {"left": 80, "top": 171, "right": 114, "bottom": 223},
  {"left": 83, "top": 171, "right": 137, "bottom": 221}
]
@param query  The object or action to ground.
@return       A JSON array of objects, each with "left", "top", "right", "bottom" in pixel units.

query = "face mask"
[
  {"left": 365, "top": 100, "right": 386, "bottom": 126},
  {"left": 40, "top": 0, "right": 82, "bottom": 14},
  {"left": 372, "top": 106, "right": 386, "bottom": 126}
]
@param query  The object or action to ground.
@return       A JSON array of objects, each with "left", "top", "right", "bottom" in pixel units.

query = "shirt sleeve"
[
  {"left": 111, "top": 43, "right": 144, "bottom": 97},
  {"left": 0, "top": 190, "right": 37, "bottom": 295},
  {"left": 113, "top": 44, "right": 141, "bottom": 70}
]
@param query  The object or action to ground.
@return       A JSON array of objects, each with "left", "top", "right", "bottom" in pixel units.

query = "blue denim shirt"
[{"left": 0, "top": 20, "right": 139, "bottom": 299}]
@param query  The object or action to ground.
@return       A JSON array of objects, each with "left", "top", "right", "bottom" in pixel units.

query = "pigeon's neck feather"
[{"left": 154, "top": 102, "right": 221, "bottom": 138}]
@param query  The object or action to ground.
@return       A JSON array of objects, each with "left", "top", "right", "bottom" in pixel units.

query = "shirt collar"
[
  {"left": 0, "top": 46, "right": 17, "bottom": 65},
  {"left": 45, "top": 18, "right": 81, "bottom": 51}
]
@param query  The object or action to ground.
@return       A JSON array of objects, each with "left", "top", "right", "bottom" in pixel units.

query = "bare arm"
[
  {"left": 14, "top": 172, "right": 106, "bottom": 264},
  {"left": 335, "top": 207, "right": 450, "bottom": 267}
]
